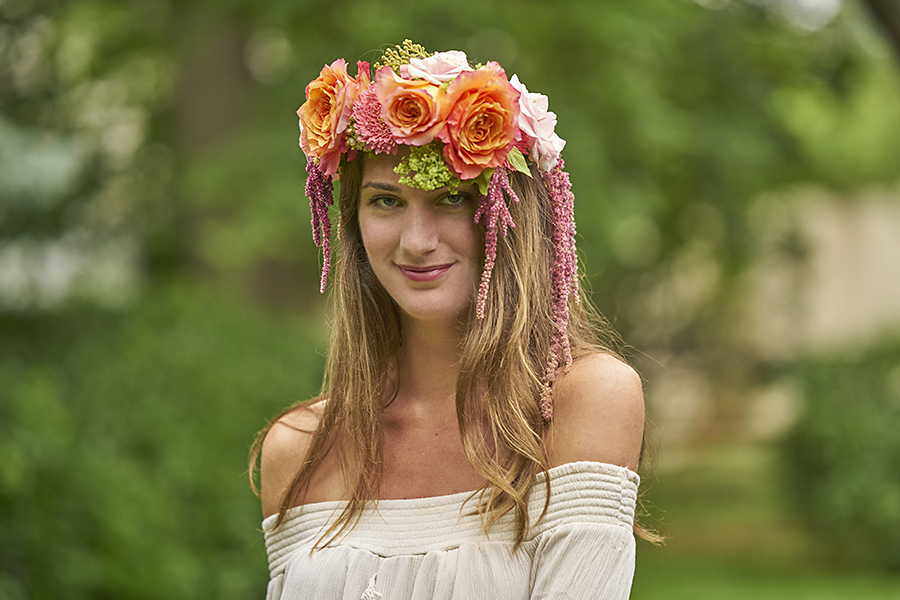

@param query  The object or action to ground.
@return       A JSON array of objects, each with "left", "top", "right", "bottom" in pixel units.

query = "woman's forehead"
[{"left": 361, "top": 153, "right": 404, "bottom": 185}]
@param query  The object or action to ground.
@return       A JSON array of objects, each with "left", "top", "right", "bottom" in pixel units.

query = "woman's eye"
[
  {"left": 370, "top": 196, "right": 399, "bottom": 208},
  {"left": 441, "top": 193, "right": 469, "bottom": 206}
]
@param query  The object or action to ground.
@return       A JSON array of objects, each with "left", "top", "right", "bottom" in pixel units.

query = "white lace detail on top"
[{"left": 360, "top": 573, "right": 381, "bottom": 600}]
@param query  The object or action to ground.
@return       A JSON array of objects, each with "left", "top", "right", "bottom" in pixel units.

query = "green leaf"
[
  {"left": 507, "top": 147, "right": 532, "bottom": 177},
  {"left": 473, "top": 168, "right": 495, "bottom": 195}
]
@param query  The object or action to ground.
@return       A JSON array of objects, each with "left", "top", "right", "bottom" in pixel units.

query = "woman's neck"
[{"left": 394, "top": 316, "right": 464, "bottom": 408}]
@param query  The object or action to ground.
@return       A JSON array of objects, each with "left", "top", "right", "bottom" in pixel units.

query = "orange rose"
[
  {"left": 437, "top": 62, "right": 520, "bottom": 180},
  {"left": 374, "top": 66, "right": 445, "bottom": 146},
  {"left": 297, "top": 59, "right": 366, "bottom": 175}
]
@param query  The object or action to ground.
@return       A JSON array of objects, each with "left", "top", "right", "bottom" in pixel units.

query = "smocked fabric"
[{"left": 263, "top": 461, "right": 639, "bottom": 599}]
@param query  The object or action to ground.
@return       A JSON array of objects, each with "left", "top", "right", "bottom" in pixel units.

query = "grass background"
[{"left": 633, "top": 443, "right": 900, "bottom": 598}]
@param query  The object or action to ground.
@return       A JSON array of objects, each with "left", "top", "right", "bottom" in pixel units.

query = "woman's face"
[{"left": 358, "top": 153, "right": 481, "bottom": 328}]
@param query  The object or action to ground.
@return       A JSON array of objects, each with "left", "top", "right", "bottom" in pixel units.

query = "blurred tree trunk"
[
  {"left": 861, "top": 0, "right": 900, "bottom": 64},
  {"left": 175, "top": 24, "right": 252, "bottom": 156}
]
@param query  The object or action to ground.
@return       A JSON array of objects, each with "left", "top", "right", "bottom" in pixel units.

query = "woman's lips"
[{"left": 397, "top": 263, "right": 453, "bottom": 283}]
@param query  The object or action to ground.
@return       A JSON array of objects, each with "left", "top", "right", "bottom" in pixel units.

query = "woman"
[{"left": 252, "top": 41, "right": 657, "bottom": 599}]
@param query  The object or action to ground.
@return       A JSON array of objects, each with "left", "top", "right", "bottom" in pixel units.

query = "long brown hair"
[{"left": 250, "top": 156, "right": 661, "bottom": 547}]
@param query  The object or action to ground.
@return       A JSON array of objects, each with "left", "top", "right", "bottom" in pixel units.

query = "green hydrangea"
[{"left": 394, "top": 142, "right": 462, "bottom": 191}]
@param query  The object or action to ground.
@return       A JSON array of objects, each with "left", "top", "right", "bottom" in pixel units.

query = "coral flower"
[
  {"left": 297, "top": 59, "right": 368, "bottom": 175},
  {"left": 438, "top": 62, "right": 520, "bottom": 180},
  {"left": 374, "top": 66, "right": 446, "bottom": 146}
]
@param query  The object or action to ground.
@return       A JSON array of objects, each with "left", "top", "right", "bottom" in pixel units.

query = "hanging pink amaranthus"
[
  {"left": 539, "top": 158, "right": 579, "bottom": 420},
  {"left": 474, "top": 166, "right": 519, "bottom": 320},
  {"left": 306, "top": 157, "right": 334, "bottom": 293}
]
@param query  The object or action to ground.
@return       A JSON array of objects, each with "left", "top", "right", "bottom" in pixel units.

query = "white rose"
[
  {"left": 509, "top": 74, "right": 566, "bottom": 172},
  {"left": 400, "top": 50, "right": 471, "bottom": 85}
]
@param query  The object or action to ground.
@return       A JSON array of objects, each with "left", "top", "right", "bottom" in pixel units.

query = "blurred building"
[{"left": 647, "top": 185, "right": 900, "bottom": 456}]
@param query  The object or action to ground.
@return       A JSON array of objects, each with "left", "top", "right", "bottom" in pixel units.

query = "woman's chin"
[{"left": 399, "top": 300, "right": 472, "bottom": 329}]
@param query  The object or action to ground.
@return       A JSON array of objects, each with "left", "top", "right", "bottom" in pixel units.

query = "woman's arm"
[{"left": 260, "top": 403, "right": 322, "bottom": 518}]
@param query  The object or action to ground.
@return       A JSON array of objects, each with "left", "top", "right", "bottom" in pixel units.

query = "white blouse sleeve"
[
  {"left": 528, "top": 462, "right": 640, "bottom": 599},
  {"left": 530, "top": 522, "right": 636, "bottom": 599},
  {"left": 265, "top": 572, "right": 284, "bottom": 600}
]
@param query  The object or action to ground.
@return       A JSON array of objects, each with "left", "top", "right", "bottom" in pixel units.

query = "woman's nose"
[{"left": 399, "top": 205, "right": 439, "bottom": 255}]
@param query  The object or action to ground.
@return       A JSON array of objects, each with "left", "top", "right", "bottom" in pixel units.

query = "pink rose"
[
  {"left": 509, "top": 74, "right": 566, "bottom": 172},
  {"left": 437, "top": 62, "right": 520, "bottom": 180},
  {"left": 297, "top": 59, "right": 368, "bottom": 175},
  {"left": 374, "top": 66, "right": 446, "bottom": 146},
  {"left": 399, "top": 50, "right": 471, "bottom": 84}
]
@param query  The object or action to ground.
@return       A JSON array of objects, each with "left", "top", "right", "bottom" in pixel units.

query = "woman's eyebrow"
[{"left": 361, "top": 182, "right": 402, "bottom": 192}]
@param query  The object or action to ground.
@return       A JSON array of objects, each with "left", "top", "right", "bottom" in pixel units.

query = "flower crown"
[{"left": 297, "top": 41, "right": 577, "bottom": 419}]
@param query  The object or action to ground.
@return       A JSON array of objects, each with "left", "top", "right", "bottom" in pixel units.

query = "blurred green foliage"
[
  {"left": 0, "top": 284, "right": 325, "bottom": 599},
  {"left": 782, "top": 341, "right": 900, "bottom": 571}
]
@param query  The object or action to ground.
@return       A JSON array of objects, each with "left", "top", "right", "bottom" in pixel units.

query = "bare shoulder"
[
  {"left": 545, "top": 353, "right": 645, "bottom": 472},
  {"left": 260, "top": 401, "right": 324, "bottom": 519}
]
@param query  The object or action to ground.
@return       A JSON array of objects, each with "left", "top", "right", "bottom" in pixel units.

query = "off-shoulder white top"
[{"left": 263, "top": 461, "right": 639, "bottom": 600}]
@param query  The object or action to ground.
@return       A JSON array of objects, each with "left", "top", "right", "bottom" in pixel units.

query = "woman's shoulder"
[
  {"left": 260, "top": 400, "right": 326, "bottom": 518},
  {"left": 545, "top": 352, "right": 645, "bottom": 472}
]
